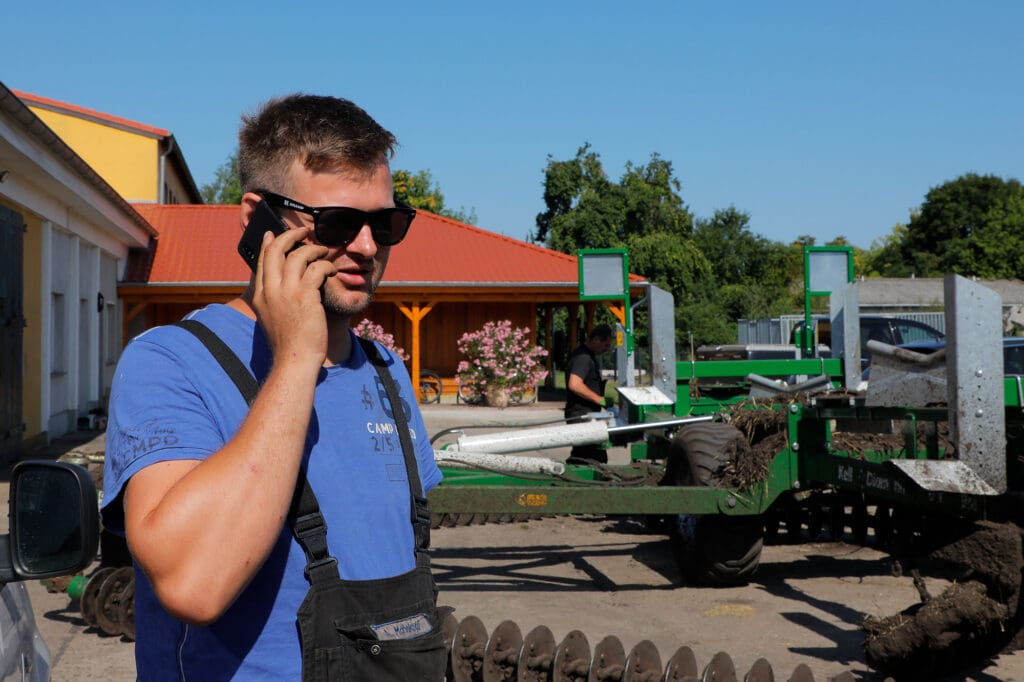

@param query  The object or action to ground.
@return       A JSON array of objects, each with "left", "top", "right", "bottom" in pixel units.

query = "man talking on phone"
[{"left": 102, "top": 95, "right": 445, "bottom": 680}]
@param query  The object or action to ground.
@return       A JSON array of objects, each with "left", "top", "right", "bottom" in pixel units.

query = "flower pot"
[{"left": 484, "top": 386, "right": 510, "bottom": 408}]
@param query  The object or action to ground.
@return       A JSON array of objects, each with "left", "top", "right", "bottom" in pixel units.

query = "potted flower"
[{"left": 456, "top": 320, "right": 548, "bottom": 407}]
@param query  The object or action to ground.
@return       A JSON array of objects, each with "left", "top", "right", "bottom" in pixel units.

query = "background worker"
[{"left": 564, "top": 323, "right": 615, "bottom": 464}]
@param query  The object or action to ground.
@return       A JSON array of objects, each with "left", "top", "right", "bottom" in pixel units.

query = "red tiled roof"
[
  {"left": 14, "top": 89, "right": 169, "bottom": 138},
  {"left": 127, "top": 205, "right": 242, "bottom": 283},
  {"left": 126, "top": 205, "right": 638, "bottom": 287}
]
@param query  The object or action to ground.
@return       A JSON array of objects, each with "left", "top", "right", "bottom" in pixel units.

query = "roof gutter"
[
  {"left": 0, "top": 83, "right": 157, "bottom": 238},
  {"left": 158, "top": 136, "right": 174, "bottom": 203}
]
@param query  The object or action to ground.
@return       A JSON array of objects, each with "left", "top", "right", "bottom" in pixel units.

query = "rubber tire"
[
  {"left": 456, "top": 381, "right": 481, "bottom": 405},
  {"left": 418, "top": 370, "right": 442, "bottom": 404},
  {"left": 669, "top": 422, "right": 765, "bottom": 586}
]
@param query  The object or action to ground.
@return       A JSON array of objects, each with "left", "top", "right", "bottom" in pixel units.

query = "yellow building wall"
[
  {"left": 9, "top": 205, "right": 43, "bottom": 443},
  {"left": 29, "top": 108, "right": 160, "bottom": 202}
]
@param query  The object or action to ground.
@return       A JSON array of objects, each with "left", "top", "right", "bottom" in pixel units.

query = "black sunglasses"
[{"left": 257, "top": 190, "right": 416, "bottom": 247}]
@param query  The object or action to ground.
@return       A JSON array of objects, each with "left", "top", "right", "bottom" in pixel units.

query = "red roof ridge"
[
  {"left": 417, "top": 209, "right": 580, "bottom": 264},
  {"left": 14, "top": 89, "right": 170, "bottom": 138}
]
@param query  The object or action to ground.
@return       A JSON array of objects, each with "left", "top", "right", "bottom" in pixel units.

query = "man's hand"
[{"left": 250, "top": 228, "right": 336, "bottom": 369}]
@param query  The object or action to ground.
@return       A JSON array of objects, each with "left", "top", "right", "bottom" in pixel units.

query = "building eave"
[{"left": 0, "top": 84, "right": 157, "bottom": 238}]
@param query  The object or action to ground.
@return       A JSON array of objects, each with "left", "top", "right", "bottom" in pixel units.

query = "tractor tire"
[{"left": 669, "top": 422, "right": 765, "bottom": 586}]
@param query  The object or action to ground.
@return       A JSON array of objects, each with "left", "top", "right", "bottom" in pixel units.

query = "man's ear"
[{"left": 240, "top": 192, "right": 263, "bottom": 230}]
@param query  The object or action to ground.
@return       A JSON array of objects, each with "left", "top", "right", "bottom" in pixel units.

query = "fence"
[{"left": 737, "top": 312, "right": 947, "bottom": 345}]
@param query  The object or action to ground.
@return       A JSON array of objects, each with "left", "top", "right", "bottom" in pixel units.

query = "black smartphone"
[{"left": 238, "top": 198, "right": 289, "bottom": 272}]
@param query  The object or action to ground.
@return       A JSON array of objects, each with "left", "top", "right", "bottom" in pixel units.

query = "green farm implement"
[{"left": 429, "top": 254, "right": 1024, "bottom": 680}]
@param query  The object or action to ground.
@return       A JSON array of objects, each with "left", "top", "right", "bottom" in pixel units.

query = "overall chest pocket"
[{"left": 313, "top": 627, "right": 446, "bottom": 682}]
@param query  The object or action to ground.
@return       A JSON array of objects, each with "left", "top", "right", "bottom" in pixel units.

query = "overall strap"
[
  {"left": 175, "top": 320, "right": 259, "bottom": 405},
  {"left": 173, "top": 320, "right": 337, "bottom": 583},
  {"left": 357, "top": 337, "right": 432, "bottom": 553}
]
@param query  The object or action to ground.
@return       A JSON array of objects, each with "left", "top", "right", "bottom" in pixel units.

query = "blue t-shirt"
[{"left": 101, "top": 304, "right": 442, "bottom": 681}]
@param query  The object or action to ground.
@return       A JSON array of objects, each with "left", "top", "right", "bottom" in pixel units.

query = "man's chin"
[{"left": 323, "top": 289, "right": 374, "bottom": 319}]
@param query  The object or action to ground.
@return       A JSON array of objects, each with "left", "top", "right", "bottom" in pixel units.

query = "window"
[
  {"left": 51, "top": 293, "right": 65, "bottom": 374},
  {"left": 105, "top": 302, "right": 118, "bottom": 364},
  {"left": 1004, "top": 343, "right": 1024, "bottom": 376},
  {"left": 895, "top": 321, "right": 944, "bottom": 345}
]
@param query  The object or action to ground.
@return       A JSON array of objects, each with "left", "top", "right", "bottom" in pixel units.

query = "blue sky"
[{"left": 7, "top": 2, "right": 1022, "bottom": 249}]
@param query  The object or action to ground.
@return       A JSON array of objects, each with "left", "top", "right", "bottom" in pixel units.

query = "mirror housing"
[{"left": 0, "top": 460, "right": 100, "bottom": 583}]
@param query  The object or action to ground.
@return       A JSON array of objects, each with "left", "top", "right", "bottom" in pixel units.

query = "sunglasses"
[{"left": 258, "top": 190, "right": 416, "bottom": 247}]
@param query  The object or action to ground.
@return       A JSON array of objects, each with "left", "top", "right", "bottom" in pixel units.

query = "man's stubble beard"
[{"left": 322, "top": 270, "right": 383, "bottom": 320}]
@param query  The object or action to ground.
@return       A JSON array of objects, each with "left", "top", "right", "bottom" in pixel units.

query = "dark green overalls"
[{"left": 177, "top": 320, "right": 447, "bottom": 681}]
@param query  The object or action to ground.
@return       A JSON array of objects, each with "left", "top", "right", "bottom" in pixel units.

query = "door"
[{"left": 0, "top": 205, "right": 24, "bottom": 463}]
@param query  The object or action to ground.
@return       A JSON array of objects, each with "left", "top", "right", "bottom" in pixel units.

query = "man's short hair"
[
  {"left": 588, "top": 324, "right": 613, "bottom": 341},
  {"left": 237, "top": 94, "right": 397, "bottom": 194}
]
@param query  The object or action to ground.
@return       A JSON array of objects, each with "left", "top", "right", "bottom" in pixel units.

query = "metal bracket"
[{"left": 747, "top": 373, "right": 831, "bottom": 399}]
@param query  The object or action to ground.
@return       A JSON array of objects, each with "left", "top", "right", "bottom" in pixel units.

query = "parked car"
[
  {"left": 862, "top": 337, "right": 1024, "bottom": 380},
  {"left": 792, "top": 315, "right": 946, "bottom": 369},
  {"left": 0, "top": 461, "right": 99, "bottom": 680}
]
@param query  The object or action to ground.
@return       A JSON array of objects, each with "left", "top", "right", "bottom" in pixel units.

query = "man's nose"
[{"left": 347, "top": 223, "right": 378, "bottom": 255}]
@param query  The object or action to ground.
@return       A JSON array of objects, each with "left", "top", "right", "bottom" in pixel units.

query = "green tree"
[
  {"left": 900, "top": 173, "right": 1024, "bottom": 278},
  {"left": 200, "top": 151, "right": 242, "bottom": 205},
  {"left": 626, "top": 231, "right": 711, "bottom": 305},
  {"left": 693, "top": 207, "right": 789, "bottom": 291},
  {"left": 392, "top": 169, "right": 477, "bottom": 224},
  {"left": 690, "top": 207, "right": 796, "bottom": 331},
  {"left": 534, "top": 144, "right": 692, "bottom": 253},
  {"left": 534, "top": 145, "right": 625, "bottom": 252},
  {"left": 861, "top": 224, "right": 914, "bottom": 277}
]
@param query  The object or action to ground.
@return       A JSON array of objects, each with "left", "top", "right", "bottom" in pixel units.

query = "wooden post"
[{"left": 397, "top": 302, "right": 434, "bottom": 399}]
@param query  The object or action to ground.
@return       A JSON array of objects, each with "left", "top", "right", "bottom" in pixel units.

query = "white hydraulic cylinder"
[
  {"left": 433, "top": 449, "right": 566, "bottom": 476},
  {"left": 451, "top": 420, "right": 609, "bottom": 455}
]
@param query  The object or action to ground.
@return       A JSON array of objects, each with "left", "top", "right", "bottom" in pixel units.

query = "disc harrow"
[
  {"left": 764, "top": 493, "right": 919, "bottom": 552},
  {"left": 442, "top": 613, "right": 855, "bottom": 682},
  {"left": 431, "top": 512, "right": 547, "bottom": 528},
  {"left": 77, "top": 565, "right": 136, "bottom": 640}
]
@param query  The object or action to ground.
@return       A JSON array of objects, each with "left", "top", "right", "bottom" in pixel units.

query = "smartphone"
[{"left": 237, "top": 198, "right": 289, "bottom": 272}]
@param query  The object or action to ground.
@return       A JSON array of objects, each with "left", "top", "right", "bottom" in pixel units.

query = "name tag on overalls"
[{"left": 370, "top": 613, "right": 434, "bottom": 640}]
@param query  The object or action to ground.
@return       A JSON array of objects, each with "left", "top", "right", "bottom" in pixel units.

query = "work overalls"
[{"left": 177, "top": 321, "right": 447, "bottom": 681}]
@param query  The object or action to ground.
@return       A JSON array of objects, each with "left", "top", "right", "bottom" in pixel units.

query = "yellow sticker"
[{"left": 515, "top": 492, "right": 549, "bottom": 508}]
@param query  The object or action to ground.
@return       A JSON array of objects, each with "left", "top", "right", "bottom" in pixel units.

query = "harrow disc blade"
[
  {"left": 79, "top": 566, "right": 115, "bottom": 628},
  {"left": 702, "top": 651, "right": 737, "bottom": 682},
  {"left": 115, "top": 576, "right": 135, "bottom": 641},
  {"left": 553, "top": 629, "right": 591, "bottom": 681},
  {"left": 787, "top": 664, "right": 815, "bottom": 682},
  {"left": 443, "top": 610, "right": 461, "bottom": 682},
  {"left": 743, "top": 658, "right": 774, "bottom": 682},
  {"left": 95, "top": 566, "right": 134, "bottom": 637},
  {"left": 828, "top": 502, "right": 846, "bottom": 541},
  {"left": 851, "top": 502, "right": 869, "bottom": 544},
  {"left": 518, "top": 625, "right": 556, "bottom": 682},
  {"left": 484, "top": 620, "right": 523, "bottom": 682},
  {"left": 589, "top": 635, "right": 625, "bottom": 682},
  {"left": 662, "top": 645, "right": 698, "bottom": 681},
  {"left": 624, "top": 639, "right": 662, "bottom": 681},
  {"left": 452, "top": 615, "right": 489, "bottom": 682}
]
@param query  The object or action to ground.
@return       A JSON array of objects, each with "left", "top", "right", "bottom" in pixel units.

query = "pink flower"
[{"left": 456, "top": 319, "right": 548, "bottom": 397}]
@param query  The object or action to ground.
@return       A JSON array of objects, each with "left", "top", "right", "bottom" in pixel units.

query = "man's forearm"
[
  {"left": 567, "top": 375, "right": 603, "bottom": 405},
  {"left": 124, "top": 359, "right": 320, "bottom": 625}
]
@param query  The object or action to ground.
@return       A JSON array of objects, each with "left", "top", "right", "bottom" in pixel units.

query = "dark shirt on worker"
[{"left": 564, "top": 344, "right": 605, "bottom": 418}]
